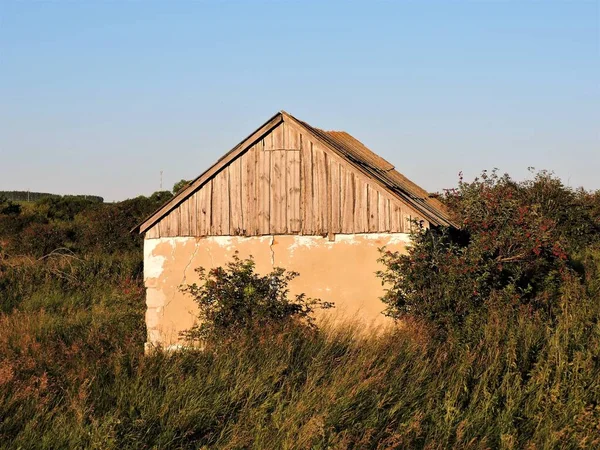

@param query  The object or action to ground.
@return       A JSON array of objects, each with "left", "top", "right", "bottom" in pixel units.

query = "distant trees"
[
  {"left": 172, "top": 179, "right": 190, "bottom": 194},
  {"left": 0, "top": 190, "right": 173, "bottom": 257},
  {"left": 0, "top": 191, "right": 103, "bottom": 203}
]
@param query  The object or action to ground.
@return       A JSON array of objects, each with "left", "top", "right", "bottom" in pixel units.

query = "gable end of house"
[{"left": 136, "top": 111, "right": 455, "bottom": 238}]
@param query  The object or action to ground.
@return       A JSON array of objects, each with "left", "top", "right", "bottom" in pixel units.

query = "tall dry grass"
[{"left": 1, "top": 249, "right": 599, "bottom": 449}]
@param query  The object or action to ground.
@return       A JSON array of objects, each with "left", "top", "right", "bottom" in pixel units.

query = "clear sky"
[{"left": 1, "top": 0, "right": 598, "bottom": 201}]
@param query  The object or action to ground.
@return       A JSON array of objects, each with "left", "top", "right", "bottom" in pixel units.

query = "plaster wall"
[{"left": 144, "top": 233, "right": 410, "bottom": 351}]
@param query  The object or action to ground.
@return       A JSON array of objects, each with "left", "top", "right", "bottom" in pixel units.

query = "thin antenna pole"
[{"left": 160, "top": 170, "right": 163, "bottom": 190}]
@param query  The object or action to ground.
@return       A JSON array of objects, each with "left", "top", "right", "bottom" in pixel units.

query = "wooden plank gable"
[{"left": 145, "top": 117, "right": 430, "bottom": 238}]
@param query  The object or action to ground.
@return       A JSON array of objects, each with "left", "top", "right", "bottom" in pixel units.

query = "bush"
[
  {"left": 0, "top": 196, "right": 21, "bottom": 216},
  {"left": 378, "top": 170, "right": 600, "bottom": 337},
  {"left": 181, "top": 253, "right": 333, "bottom": 344}
]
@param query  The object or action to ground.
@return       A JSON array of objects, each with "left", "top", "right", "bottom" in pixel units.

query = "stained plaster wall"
[{"left": 144, "top": 233, "right": 410, "bottom": 351}]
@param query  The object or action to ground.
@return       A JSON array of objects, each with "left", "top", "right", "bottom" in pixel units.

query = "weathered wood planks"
[{"left": 147, "top": 122, "right": 426, "bottom": 238}]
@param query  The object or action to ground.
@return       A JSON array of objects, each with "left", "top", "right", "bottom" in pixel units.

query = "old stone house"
[{"left": 136, "top": 111, "right": 452, "bottom": 350}]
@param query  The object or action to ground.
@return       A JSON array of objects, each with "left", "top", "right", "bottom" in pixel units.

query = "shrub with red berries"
[{"left": 378, "top": 170, "right": 600, "bottom": 337}]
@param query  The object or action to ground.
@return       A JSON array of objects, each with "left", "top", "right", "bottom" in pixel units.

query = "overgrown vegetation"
[
  {"left": 379, "top": 170, "right": 600, "bottom": 338},
  {"left": 0, "top": 172, "right": 599, "bottom": 449},
  {"left": 181, "top": 254, "right": 333, "bottom": 344}
]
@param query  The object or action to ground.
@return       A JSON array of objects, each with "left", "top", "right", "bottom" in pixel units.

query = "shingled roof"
[{"left": 136, "top": 111, "right": 455, "bottom": 233}]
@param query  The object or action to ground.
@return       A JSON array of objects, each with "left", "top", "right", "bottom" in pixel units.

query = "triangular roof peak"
[{"left": 135, "top": 111, "right": 454, "bottom": 233}]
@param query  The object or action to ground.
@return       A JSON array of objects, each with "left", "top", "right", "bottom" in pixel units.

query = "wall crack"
[
  {"left": 181, "top": 242, "right": 200, "bottom": 287},
  {"left": 269, "top": 235, "right": 275, "bottom": 266}
]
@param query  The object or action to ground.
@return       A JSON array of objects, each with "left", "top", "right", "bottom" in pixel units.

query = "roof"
[{"left": 135, "top": 111, "right": 455, "bottom": 233}]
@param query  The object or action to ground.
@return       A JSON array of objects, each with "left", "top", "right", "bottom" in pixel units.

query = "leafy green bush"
[
  {"left": 0, "top": 196, "right": 21, "bottom": 216},
  {"left": 378, "top": 170, "right": 600, "bottom": 337},
  {"left": 181, "top": 254, "right": 333, "bottom": 344}
]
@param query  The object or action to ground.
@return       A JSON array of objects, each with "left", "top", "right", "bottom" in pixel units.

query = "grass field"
[{"left": 0, "top": 251, "right": 599, "bottom": 449}]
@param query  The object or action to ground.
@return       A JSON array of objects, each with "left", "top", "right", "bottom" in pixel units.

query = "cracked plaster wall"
[{"left": 144, "top": 233, "right": 410, "bottom": 351}]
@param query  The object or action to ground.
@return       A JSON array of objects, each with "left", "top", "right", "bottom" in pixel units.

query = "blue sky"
[{"left": 1, "top": 0, "right": 598, "bottom": 201}]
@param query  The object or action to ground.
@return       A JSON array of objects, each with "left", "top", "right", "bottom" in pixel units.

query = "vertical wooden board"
[
  {"left": 164, "top": 214, "right": 172, "bottom": 237},
  {"left": 286, "top": 149, "right": 301, "bottom": 233},
  {"left": 341, "top": 167, "right": 355, "bottom": 234},
  {"left": 354, "top": 177, "right": 368, "bottom": 233},
  {"left": 223, "top": 169, "right": 232, "bottom": 234},
  {"left": 189, "top": 191, "right": 198, "bottom": 236},
  {"left": 186, "top": 199, "right": 193, "bottom": 235},
  {"left": 198, "top": 182, "right": 212, "bottom": 236},
  {"left": 270, "top": 150, "right": 287, "bottom": 234},
  {"left": 388, "top": 199, "right": 393, "bottom": 232},
  {"left": 196, "top": 189, "right": 203, "bottom": 236},
  {"left": 215, "top": 169, "right": 230, "bottom": 235},
  {"left": 241, "top": 146, "right": 256, "bottom": 235},
  {"left": 298, "top": 134, "right": 305, "bottom": 233},
  {"left": 186, "top": 199, "right": 192, "bottom": 235},
  {"left": 229, "top": 157, "right": 243, "bottom": 235},
  {"left": 286, "top": 124, "right": 301, "bottom": 233},
  {"left": 257, "top": 140, "right": 271, "bottom": 234},
  {"left": 264, "top": 123, "right": 283, "bottom": 151},
  {"left": 251, "top": 145, "right": 260, "bottom": 234},
  {"left": 271, "top": 126, "right": 286, "bottom": 233},
  {"left": 389, "top": 201, "right": 400, "bottom": 233},
  {"left": 158, "top": 216, "right": 168, "bottom": 237},
  {"left": 324, "top": 152, "right": 331, "bottom": 236},
  {"left": 175, "top": 207, "right": 182, "bottom": 236},
  {"left": 378, "top": 193, "right": 390, "bottom": 232},
  {"left": 311, "top": 145, "right": 321, "bottom": 233},
  {"left": 301, "top": 138, "right": 314, "bottom": 234},
  {"left": 367, "top": 185, "right": 379, "bottom": 232},
  {"left": 379, "top": 197, "right": 392, "bottom": 233},
  {"left": 179, "top": 201, "right": 190, "bottom": 236},
  {"left": 285, "top": 121, "right": 301, "bottom": 151},
  {"left": 263, "top": 126, "right": 273, "bottom": 151},
  {"left": 210, "top": 172, "right": 229, "bottom": 236},
  {"left": 279, "top": 149, "right": 288, "bottom": 233},
  {"left": 197, "top": 190, "right": 204, "bottom": 236},
  {"left": 321, "top": 152, "right": 329, "bottom": 234},
  {"left": 313, "top": 145, "right": 328, "bottom": 234},
  {"left": 168, "top": 207, "right": 180, "bottom": 236},
  {"left": 272, "top": 123, "right": 284, "bottom": 150},
  {"left": 210, "top": 178, "right": 220, "bottom": 235},
  {"left": 240, "top": 151, "right": 247, "bottom": 234},
  {"left": 329, "top": 160, "right": 341, "bottom": 233},
  {"left": 146, "top": 224, "right": 159, "bottom": 239}
]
